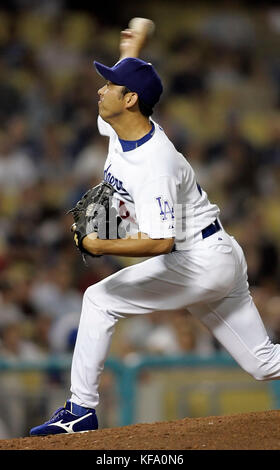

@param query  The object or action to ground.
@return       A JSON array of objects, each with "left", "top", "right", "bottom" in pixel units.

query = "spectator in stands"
[
  {"left": 29, "top": 261, "right": 83, "bottom": 319},
  {"left": 0, "top": 130, "right": 38, "bottom": 192}
]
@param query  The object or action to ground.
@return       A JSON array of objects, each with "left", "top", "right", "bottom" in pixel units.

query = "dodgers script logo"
[{"left": 104, "top": 164, "right": 133, "bottom": 202}]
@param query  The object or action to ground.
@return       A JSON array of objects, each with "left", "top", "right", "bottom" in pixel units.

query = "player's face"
[{"left": 97, "top": 81, "right": 127, "bottom": 121}]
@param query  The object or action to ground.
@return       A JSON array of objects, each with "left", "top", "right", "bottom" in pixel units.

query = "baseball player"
[{"left": 30, "top": 20, "right": 280, "bottom": 436}]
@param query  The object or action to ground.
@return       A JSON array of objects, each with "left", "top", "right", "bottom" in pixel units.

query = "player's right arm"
[
  {"left": 119, "top": 19, "right": 153, "bottom": 61},
  {"left": 97, "top": 19, "right": 153, "bottom": 136},
  {"left": 119, "top": 29, "right": 143, "bottom": 60}
]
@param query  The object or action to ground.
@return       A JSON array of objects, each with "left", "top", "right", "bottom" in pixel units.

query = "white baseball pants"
[{"left": 70, "top": 231, "right": 280, "bottom": 409}]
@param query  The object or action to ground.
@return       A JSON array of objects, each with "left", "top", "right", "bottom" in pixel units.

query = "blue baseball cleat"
[{"left": 30, "top": 400, "right": 98, "bottom": 436}]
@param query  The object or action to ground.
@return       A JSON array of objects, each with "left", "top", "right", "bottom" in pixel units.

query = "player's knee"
[
  {"left": 243, "top": 363, "right": 269, "bottom": 381},
  {"left": 246, "top": 356, "right": 278, "bottom": 381},
  {"left": 83, "top": 283, "right": 106, "bottom": 309},
  {"left": 247, "top": 364, "right": 266, "bottom": 381},
  {"left": 240, "top": 338, "right": 280, "bottom": 381},
  {"left": 250, "top": 369, "right": 272, "bottom": 381}
]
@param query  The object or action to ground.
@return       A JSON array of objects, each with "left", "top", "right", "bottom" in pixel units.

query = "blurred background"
[{"left": 1, "top": 0, "right": 280, "bottom": 438}]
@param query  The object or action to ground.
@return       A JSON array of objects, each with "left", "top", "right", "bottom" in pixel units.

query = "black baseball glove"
[{"left": 67, "top": 181, "right": 126, "bottom": 262}]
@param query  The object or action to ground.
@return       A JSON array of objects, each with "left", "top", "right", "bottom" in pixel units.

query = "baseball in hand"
[{"left": 128, "top": 17, "right": 155, "bottom": 36}]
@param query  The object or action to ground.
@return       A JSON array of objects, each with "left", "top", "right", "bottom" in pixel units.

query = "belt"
[
  {"left": 201, "top": 219, "right": 221, "bottom": 239},
  {"left": 172, "top": 219, "right": 221, "bottom": 252}
]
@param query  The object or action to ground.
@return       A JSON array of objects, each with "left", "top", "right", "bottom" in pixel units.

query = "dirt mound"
[{"left": 1, "top": 410, "right": 280, "bottom": 451}]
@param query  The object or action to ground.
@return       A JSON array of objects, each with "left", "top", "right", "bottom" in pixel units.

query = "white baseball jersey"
[{"left": 97, "top": 115, "right": 220, "bottom": 249}]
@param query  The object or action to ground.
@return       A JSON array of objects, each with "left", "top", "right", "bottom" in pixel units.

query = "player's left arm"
[
  {"left": 82, "top": 232, "right": 174, "bottom": 257},
  {"left": 82, "top": 174, "right": 177, "bottom": 257}
]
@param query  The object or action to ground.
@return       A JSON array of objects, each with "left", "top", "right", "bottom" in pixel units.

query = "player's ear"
[{"left": 124, "top": 92, "right": 138, "bottom": 110}]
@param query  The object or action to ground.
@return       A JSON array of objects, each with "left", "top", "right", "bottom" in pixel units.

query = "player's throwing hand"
[{"left": 119, "top": 17, "right": 155, "bottom": 60}]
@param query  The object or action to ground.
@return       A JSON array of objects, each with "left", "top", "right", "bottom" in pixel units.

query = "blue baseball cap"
[{"left": 94, "top": 57, "right": 163, "bottom": 108}]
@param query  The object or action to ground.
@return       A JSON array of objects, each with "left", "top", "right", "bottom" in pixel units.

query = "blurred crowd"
[{"left": 1, "top": 1, "right": 280, "bottom": 370}]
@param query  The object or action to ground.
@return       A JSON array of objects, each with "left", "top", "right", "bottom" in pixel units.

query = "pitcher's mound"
[{"left": 0, "top": 410, "right": 279, "bottom": 450}]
